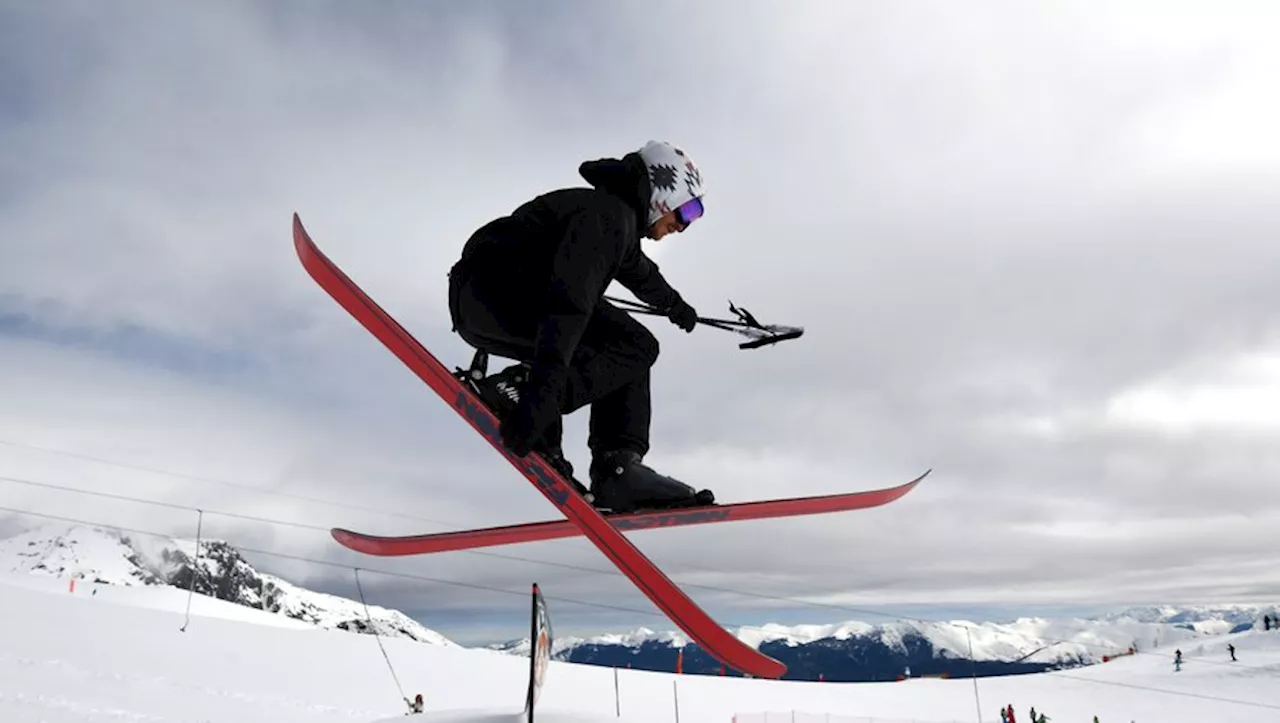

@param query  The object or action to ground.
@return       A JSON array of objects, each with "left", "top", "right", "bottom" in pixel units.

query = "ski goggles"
[{"left": 674, "top": 196, "right": 705, "bottom": 227}]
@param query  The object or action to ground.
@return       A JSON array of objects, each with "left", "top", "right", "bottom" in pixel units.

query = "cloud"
[{"left": 3, "top": 1, "right": 1280, "bottom": 644}]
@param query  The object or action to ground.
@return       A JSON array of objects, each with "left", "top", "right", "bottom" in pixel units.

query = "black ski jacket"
[{"left": 458, "top": 152, "right": 685, "bottom": 370}]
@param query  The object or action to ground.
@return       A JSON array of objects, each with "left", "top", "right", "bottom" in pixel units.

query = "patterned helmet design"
[{"left": 637, "top": 140, "right": 704, "bottom": 227}]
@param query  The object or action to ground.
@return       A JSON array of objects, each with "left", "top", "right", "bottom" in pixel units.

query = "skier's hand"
[
  {"left": 667, "top": 298, "right": 698, "bottom": 333},
  {"left": 499, "top": 364, "right": 565, "bottom": 457}
]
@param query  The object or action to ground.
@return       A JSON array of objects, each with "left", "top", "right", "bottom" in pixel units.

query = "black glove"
[
  {"left": 667, "top": 298, "right": 698, "bottom": 333},
  {"left": 500, "top": 363, "right": 566, "bottom": 457}
]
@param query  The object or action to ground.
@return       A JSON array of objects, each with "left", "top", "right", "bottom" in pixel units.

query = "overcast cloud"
[{"left": 2, "top": 0, "right": 1279, "bottom": 646}]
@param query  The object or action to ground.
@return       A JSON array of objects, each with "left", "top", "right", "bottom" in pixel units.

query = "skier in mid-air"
[{"left": 447, "top": 140, "right": 713, "bottom": 513}]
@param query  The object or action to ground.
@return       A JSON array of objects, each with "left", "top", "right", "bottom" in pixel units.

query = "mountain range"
[
  {"left": 489, "top": 606, "right": 1278, "bottom": 681},
  {"left": 3, "top": 523, "right": 1274, "bottom": 683},
  {"left": 0, "top": 523, "right": 456, "bottom": 646}
]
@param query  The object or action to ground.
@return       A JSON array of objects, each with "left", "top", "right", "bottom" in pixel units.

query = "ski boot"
[
  {"left": 470, "top": 360, "right": 589, "bottom": 498},
  {"left": 588, "top": 450, "right": 715, "bottom": 514}
]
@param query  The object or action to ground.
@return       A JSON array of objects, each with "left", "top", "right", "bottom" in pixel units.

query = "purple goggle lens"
[{"left": 674, "top": 197, "right": 704, "bottom": 226}]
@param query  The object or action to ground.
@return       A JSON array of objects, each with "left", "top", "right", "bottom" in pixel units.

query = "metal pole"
[
  {"left": 178, "top": 509, "right": 203, "bottom": 632},
  {"left": 354, "top": 568, "right": 408, "bottom": 707},
  {"left": 614, "top": 667, "right": 620, "bottom": 717},
  {"left": 965, "top": 626, "right": 983, "bottom": 723},
  {"left": 673, "top": 679, "right": 679, "bottom": 723}
]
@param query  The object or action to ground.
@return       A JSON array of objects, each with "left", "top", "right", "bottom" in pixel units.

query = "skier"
[
  {"left": 448, "top": 140, "right": 712, "bottom": 512},
  {"left": 1228, "top": 643, "right": 1236, "bottom": 661}
]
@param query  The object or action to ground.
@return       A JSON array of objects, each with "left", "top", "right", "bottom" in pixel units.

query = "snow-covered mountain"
[
  {"left": 492, "top": 605, "right": 1278, "bottom": 681},
  {"left": 1096, "top": 603, "right": 1274, "bottom": 632},
  {"left": 0, "top": 523, "right": 456, "bottom": 646}
]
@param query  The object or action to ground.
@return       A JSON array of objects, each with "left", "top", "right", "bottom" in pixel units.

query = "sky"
[{"left": 2, "top": 0, "right": 1280, "bottom": 646}]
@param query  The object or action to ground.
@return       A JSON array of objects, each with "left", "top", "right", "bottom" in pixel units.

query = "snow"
[
  {"left": 370, "top": 712, "right": 610, "bottom": 723},
  {"left": 2, "top": 571, "right": 1279, "bottom": 722}
]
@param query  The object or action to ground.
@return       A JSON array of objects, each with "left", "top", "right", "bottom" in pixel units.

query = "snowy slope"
[
  {"left": 0, "top": 523, "right": 456, "bottom": 646},
  {"left": 2, "top": 571, "right": 1279, "bottom": 723}
]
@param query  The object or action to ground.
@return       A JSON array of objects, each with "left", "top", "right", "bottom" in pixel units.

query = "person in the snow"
[{"left": 448, "top": 140, "right": 712, "bottom": 513}]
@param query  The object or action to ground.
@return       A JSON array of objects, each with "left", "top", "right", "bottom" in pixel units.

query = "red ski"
[
  {"left": 292, "top": 214, "right": 787, "bottom": 679},
  {"left": 332, "top": 471, "right": 927, "bottom": 556}
]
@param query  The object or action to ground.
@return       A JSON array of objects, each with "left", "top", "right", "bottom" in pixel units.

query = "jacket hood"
[{"left": 578, "top": 153, "right": 651, "bottom": 230}]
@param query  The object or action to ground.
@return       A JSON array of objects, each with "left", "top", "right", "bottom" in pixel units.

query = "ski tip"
[
  {"left": 292, "top": 213, "right": 327, "bottom": 269},
  {"left": 330, "top": 527, "right": 378, "bottom": 554},
  {"left": 330, "top": 528, "right": 397, "bottom": 556},
  {"left": 876, "top": 468, "right": 930, "bottom": 504},
  {"left": 900, "top": 468, "right": 931, "bottom": 492},
  {"left": 292, "top": 213, "right": 309, "bottom": 247}
]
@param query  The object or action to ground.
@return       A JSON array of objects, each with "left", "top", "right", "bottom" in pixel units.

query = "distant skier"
[
  {"left": 1006, "top": 703, "right": 1016, "bottom": 723},
  {"left": 405, "top": 693, "right": 423, "bottom": 714},
  {"left": 1227, "top": 643, "right": 1236, "bottom": 661},
  {"left": 1174, "top": 648, "right": 1183, "bottom": 672},
  {"left": 449, "top": 140, "right": 711, "bottom": 512},
  {"left": 1000, "top": 707, "right": 1009, "bottom": 723}
]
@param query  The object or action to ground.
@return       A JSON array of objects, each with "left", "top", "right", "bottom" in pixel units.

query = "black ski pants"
[{"left": 448, "top": 263, "right": 658, "bottom": 458}]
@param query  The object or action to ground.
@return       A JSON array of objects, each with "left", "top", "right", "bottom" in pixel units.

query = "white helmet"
[{"left": 637, "top": 140, "right": 705, "bottom": 227}]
